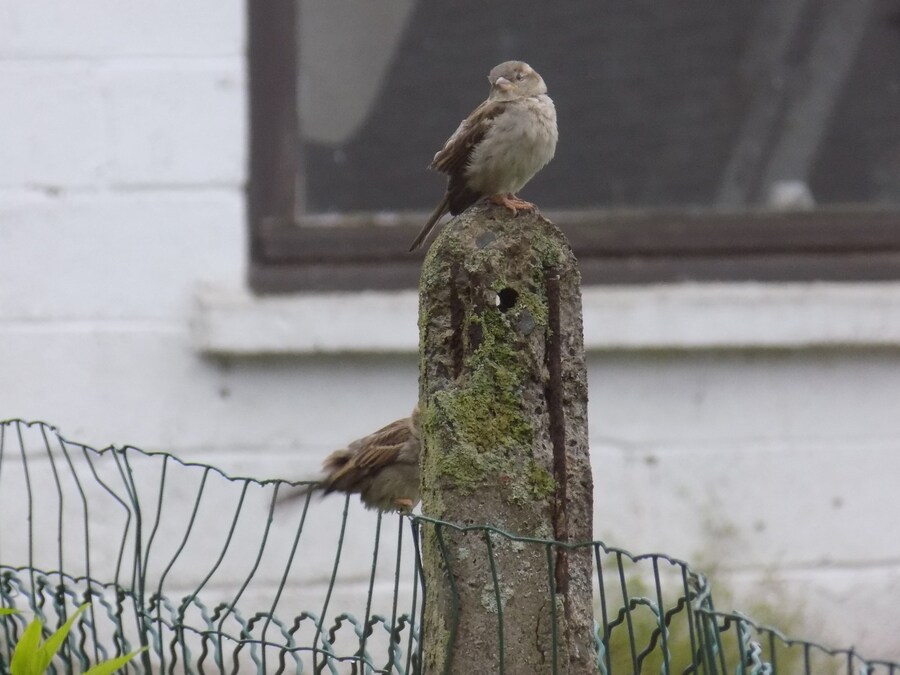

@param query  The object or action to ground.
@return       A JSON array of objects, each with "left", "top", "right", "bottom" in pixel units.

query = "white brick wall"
[
  {"left": 0, "top": 62, "right": 108, "bottom": 188},
  {"left": 0, "top": 192, "right": 243, "bottom": 320},
  {"left": 1, "top": 1, "right": 899, "bottom": 664},
  {"left": 0, "top": 59, "right": 243, "bottom": 187},
  {"left": 0, "top": 0, "right": 249, "bottom": 443},
  {"left": 0, "top": 2, "right": 242, "bottom": 58}
]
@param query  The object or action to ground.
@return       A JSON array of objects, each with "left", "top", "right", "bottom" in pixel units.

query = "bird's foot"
[
  {"left": 393, "top": 498, "right": 415, "bottom": 513},
  {"left": 489, "top": 193, "right": 536, "bottom": 215}
]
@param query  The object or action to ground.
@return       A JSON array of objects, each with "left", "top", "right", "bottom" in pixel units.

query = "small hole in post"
[{"left": 496, "top": 288, "right": 519, "bottom": 313}]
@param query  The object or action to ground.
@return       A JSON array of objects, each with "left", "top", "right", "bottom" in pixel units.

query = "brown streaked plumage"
[
  {"left": 278, "top": 407, "right": 421, "bottom": 512},
  {"left": 409, "top": 60, "right": 558, "bottom": 252}
]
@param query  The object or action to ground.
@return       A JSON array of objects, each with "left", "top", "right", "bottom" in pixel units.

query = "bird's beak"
[{"left": 494, "top": 76, "right": 513, "bottom": 91}]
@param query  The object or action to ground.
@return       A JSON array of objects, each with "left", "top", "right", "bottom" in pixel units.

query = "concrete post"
[{"left": 418, "top": 203, "right": 596, "bottom": 673}]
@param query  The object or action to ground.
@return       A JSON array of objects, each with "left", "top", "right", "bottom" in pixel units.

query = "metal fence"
[{"left": 1, "top": 419, "right": 897, "bottom": 674}]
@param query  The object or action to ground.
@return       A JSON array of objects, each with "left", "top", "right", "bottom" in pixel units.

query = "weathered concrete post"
[{"left": 418, "top": 203, "right": 596, "bottom": 673}]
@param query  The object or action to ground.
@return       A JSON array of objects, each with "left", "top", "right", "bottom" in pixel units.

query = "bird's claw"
[
  {"left": 393, "top": 498, "right": 415, "bottom": 513},
  {"left": 489, "top": 193, "right": 537, "bottom": 215}
]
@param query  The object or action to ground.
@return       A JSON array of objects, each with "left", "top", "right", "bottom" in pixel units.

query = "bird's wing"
[
  {"left": 323, "top": 417, "right": 412, "bottom": 492},
  {"left": 431, "top": 99, "right": 508, "bottom": 177},
  {"left": 432, "top": 100, "right": 509, "bottom": 215},
  {"left": 354, "top": 417, "right": 413, "bottom": 452}
]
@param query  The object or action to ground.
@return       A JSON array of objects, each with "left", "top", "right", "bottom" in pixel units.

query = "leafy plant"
[{"left": 3, "top": 605, "right": 145, "bottom": 675}]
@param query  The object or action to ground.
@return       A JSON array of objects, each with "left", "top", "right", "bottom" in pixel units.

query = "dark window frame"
[{"left": 248, "top": 0, "right": 900, "bottom": 294}]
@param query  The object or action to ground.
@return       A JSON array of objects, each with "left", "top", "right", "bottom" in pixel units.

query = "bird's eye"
[{"left": 515, "top": 73, "right": 525, "bottom": 82}]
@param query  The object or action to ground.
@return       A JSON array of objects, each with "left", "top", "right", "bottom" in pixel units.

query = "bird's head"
[{"left": 487, "top": 61, "right": 547, "bottom": 101}]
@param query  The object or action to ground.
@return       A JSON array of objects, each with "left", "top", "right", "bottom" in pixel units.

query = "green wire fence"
[{"left": 1, "top": 419, "right": 897, "bottom": 674}]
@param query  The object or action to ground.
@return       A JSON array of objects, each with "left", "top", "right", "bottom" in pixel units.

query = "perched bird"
[
  {"left": 278, "top": 407, "right": 421, "bottom": 512},
  {"left": 408, "top": 60, "right": 558, "bottom": 252}
]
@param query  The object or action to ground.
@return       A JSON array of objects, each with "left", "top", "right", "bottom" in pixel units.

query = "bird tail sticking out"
[
  {"left": 409, "top": 194, "right": 451, "bottom": 252},
  {"left": 275, "top": 447, "right": 353, "bottom": 505},
  {"left": 275, "top": 481, "right": 321, "bottom": 505}
]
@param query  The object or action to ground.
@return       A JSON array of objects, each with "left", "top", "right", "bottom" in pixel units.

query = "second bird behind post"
[
  {"left": 408, "top": 60, "right": 558, "bottom": 252},
  {"left": 279, "top": 407, "right": 421, "bottom": 513}
]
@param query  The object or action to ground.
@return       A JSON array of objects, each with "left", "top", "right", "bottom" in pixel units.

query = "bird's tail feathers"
[
  {"left": 409, "top": 194, "right": 451, "bottom": 252},
  {"left": 275, "top": 480, "right": 323, "bottom": 505}
]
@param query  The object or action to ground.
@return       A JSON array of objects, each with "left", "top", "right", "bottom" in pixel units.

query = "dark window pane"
[{"left": 297, "top": 0, "right": 900, "bottom": 214}]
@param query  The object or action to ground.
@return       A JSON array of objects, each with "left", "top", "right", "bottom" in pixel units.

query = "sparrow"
[
  {"left": 278, "top": 407, "right": 421, "bottom": 513},
  {"left": 408, "top": 60, "right": 558, "bottom": 252}
]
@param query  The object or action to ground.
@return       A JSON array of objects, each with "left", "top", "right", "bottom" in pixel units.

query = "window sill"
[{"left": 193, "top": 282, "right": 900, "bottom": 356}]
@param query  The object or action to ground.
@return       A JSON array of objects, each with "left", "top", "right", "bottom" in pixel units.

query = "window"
[{"left": 249, "top": 0, "right": 900, "bottom": 292}]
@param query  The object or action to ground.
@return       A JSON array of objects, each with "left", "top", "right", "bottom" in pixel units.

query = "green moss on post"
[{"left": 418, "top": 203, "right": 596, "bottom": 674}]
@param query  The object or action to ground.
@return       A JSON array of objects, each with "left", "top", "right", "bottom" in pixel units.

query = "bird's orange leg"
[
  {"left": 488, "top": 193, "right": 537, "bottom": 215},
  {"left": 393, "top": 498, "right": 415, "bottom": 513}
]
